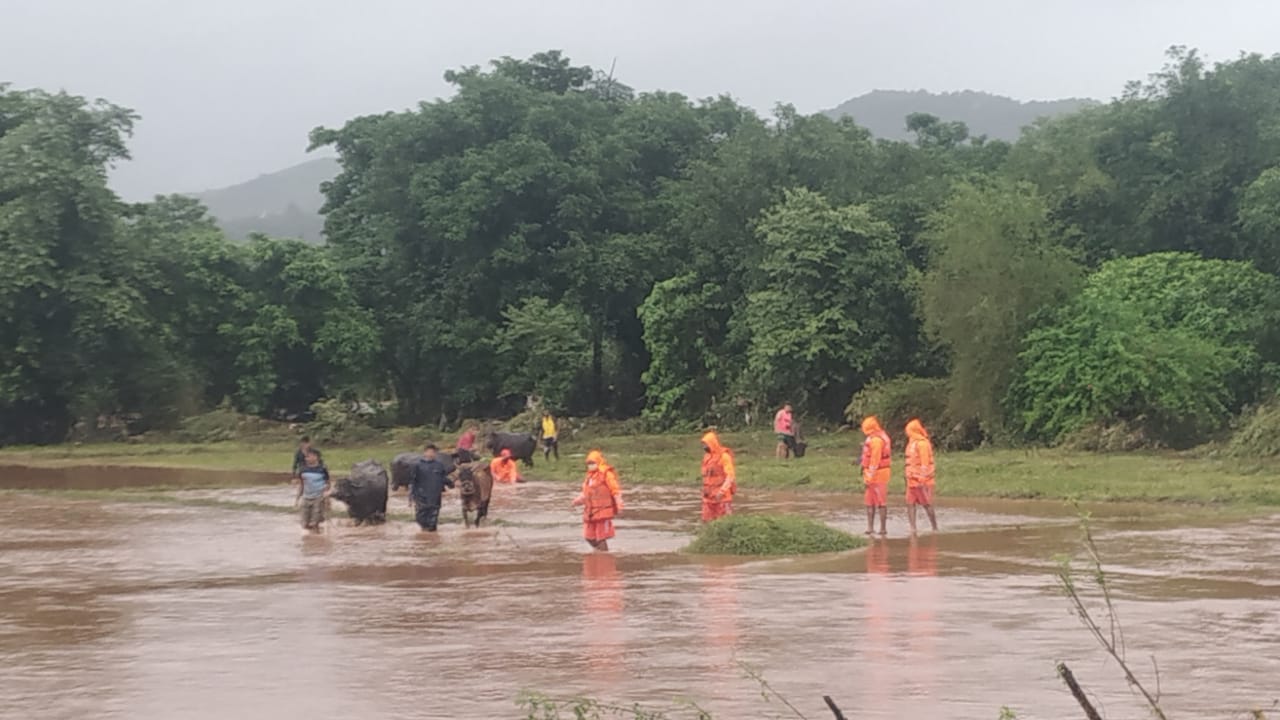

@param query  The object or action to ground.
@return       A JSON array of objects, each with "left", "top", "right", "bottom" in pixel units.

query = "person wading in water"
[
  {"left": 700, "top": 431, "right": 736, "bottom": 522},
  {"left": 572, "top": 450, "right": 623, "bottom": 551},
  {"left": 291, "top": 435, "right": 321, "bottom": 480},
  {"left": 294, "top": 449, "right": 330, "bottom": 534},
  {"left": 860, "top": 416, "right": 891, "bottom": 537},
  {"left": 904, "top": 418, "right": 939, "bottom": 534},
  {"left": 408, "top": 444, "right": 454, "bottom": 533}
]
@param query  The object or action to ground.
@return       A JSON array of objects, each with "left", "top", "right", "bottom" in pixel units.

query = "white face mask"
[{"left": 586, "top": 463, "right": 599, "bottom": 471}]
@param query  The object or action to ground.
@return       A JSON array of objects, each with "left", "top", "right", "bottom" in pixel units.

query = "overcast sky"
[{"left": 6, "top": 0, "right": 1278, "bottom": 200}]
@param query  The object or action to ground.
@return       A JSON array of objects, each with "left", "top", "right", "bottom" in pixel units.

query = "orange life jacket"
[
  {"left": 860, "top": 430, "right": 892, "bottom": 484},
  {"left": 905, "top": 439, "right": 935, "bottom": 486},
  {"left": 702, "top": 452, "right": 735, "bottom": 501},
  {"left": 582, "top": 469, "right": 619, "bottom": 521}
]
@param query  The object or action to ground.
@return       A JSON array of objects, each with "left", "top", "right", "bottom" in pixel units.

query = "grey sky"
[{"left": 6, "top": 0, "right": 1278, "bottom": 200}]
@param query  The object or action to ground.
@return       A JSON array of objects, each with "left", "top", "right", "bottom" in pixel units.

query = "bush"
[
  {"left": 169, "top": 402, "right": 290, "bottom": 443},
  {"left": 304, "top": 399, "right": 386, "bottom": 445},
  {"left": 844, "top": 375, "right": 981, "bottom": 450},
  {"left": 1059, "top": 419, "right": 1155, "bottom": 452},
  {"left": 1229, "top": 397, "right": 1280, "bottom": 458},
  {"left": 1007, "top": 253, "right": 1280, "bottom": 448},
  {"left": 683, "top": 514, "right": 865, "bottom": 556}
]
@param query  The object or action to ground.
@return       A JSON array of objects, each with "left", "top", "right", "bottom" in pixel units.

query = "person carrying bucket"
[
  {"left": 700, "top": 431, "right": 736, "bottom": 522},
  {"left": 572, "top": 450, "right": 623, "bottom": 551},
  {"left": 860, "top": 416, "right": 890, "bottom": 537},
  {"left": 904, "top": 418, "right": 939, "bottom": 534}
]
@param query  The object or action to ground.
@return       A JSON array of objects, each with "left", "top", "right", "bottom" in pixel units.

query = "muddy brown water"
[{"left": 1, "top": 465, "right": 1277, "bottom": 719}]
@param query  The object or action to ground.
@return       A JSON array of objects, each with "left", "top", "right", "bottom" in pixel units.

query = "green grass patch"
[
  {"left": 683, "top": 513, "right": 866, "bottom": 556},
  {"left": 4, "top": 430, "right": 1280, "bottom": 507}
]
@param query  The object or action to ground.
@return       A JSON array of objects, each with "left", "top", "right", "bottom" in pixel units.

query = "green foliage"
[
  {"left": 844, "top": 375, "right": 979, "bottom": 449},
  {"left": 683, "top": 513, "right": 865, "bottom": 556},
  {"left": 638, "top": 275, "right": 730, "bottom": 427},
  {"left": 1009, "top": 253, "right": 1280, "bottom": 446},
  {"left": 0, "top": 87, "right": 176, "bottom": 442},
  {"left": 1228, "top": 396, "right": 1280, "bottom": 458},
  {"left": 11, "top": 47, "right": 1280, "bottom": 450},
  {"left": 303, "top": 398, "right": 385, "bottom": 445},
  {"left": 920, "top": 181, "right": 1082, "bottom": 430},
  {"left": 1012, "top": 47, "right": 1280, "bottom": 266},
  {"left": 498, "top": 297, "right": 590, "bottom": 412},
  {"left": 736, "top": 189, "right": 914, "bottom": 417}
]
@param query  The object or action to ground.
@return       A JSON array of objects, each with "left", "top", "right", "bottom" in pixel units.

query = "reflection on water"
[
  {"left": 1, "top": 470, "right": 1278, "bottom": 719},
  {"left": 581, "top": 553, "right": 625, "bottom": 683}
]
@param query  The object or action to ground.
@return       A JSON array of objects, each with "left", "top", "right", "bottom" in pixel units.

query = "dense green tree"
[
  {"left": 497, "top": 297, "right": 590, "bottom": 412},
  {"left": 0, "top": 87, "right": 180, "bottom": 442},
  {"left": 312, "top": 52, "right": 738, "bottom": 422},
  {"left": 1008, "top": 253, "right": 1280, "bottom": 446},
  {"left": 638, "top": 274, "right": 733, "bottom": 426},
  {"left": 920, "top": 181, "right": 1082, "bottom": 430},
  {"left": 736, "top": 188, "right": 914, "bottom": 417}
]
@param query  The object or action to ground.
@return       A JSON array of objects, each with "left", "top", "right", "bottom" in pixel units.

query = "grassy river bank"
[{"left": 2, "top": 430, "right": 1278, "bottom": 508}]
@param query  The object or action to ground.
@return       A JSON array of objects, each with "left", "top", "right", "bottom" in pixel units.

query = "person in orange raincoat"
[
  {"left": 904, "top": 418, "right": 939, "bottom": 533},
  {"left": 860, "top": 416, "right": 891, "bottom": 536},
  {"left": 490, "top": 448, "right": 521, "bottom": 484},
  {"left": 700, "top": 431, "right": 736, "bottom": 522},
  {"left": 572, "top": 450, "right": 623, "bottom": 551}
]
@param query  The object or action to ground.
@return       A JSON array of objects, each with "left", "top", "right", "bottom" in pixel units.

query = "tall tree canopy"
[{"left": 7, "top": 47, "right": 1280, "bottom": 449}]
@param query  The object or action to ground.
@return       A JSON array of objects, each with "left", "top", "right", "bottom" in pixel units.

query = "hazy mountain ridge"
[
  {"left": 823, "top": 89, "right": 1095, "bottom": 141},
  {"left": 189, "top": 156, "right": 338, "bottom": 243},
  {"left": 191, "top": 91, "right": 1094, "bottom": 243}
]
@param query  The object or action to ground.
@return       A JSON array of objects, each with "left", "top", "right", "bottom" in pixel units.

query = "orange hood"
[
  {"left": 861, "top": 416, "right": 883, "bottom": 435},
  {"left": 701, "top": 431, "right": 724, "bottom": 455},
  {"left": 906, "top": 419, "right": 929, "bottom": 442},
  {"left": 586, "top": 449, "right": 610, "bottom": 469}
]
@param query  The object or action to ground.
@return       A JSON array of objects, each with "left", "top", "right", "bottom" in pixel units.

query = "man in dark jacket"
[{"left": 408, "top": 444, "right": 454, "bottom": 532}]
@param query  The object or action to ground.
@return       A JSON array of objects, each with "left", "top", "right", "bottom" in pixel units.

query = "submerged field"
[{"left": 2, "top": 430, "right": 1278, "bottom": 507}]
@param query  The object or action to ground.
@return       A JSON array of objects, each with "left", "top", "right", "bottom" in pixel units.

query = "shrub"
[
  {"left": 683, "top": 513, "right": 865, "bottom": 556},
  {"left": 1008, "top": 253, "right": 1280, "bottom": 448},
  {"left": 844, "top": 375, "right": 981, "bottom": 449},
  {"left": 1228, "top": 397, "right": 1280, "bottom": 458},
  {"left": 304, "top": 398, "right": 386, "bottom": 445}
]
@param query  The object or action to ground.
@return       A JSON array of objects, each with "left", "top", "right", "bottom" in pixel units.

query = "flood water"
[{"left": 1, "top": 464, "right": 1277, "bottom": 719}]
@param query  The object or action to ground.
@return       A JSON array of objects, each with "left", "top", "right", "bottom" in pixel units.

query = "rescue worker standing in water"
[
  {"left": 572, "top": 450, "right": 623, "bottom": 551},
  {"left": 860, "top": 416, "right": 891, "bottom": 536},
  {"left": 700, "top": 431, "right": 736, "bottom": 522},
  {"left": 904, "top": 418, "right": 939, "bottom": 534}
]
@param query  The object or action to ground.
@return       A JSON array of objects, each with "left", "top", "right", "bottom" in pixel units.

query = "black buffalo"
[
  {"left": 330, "top": 459, "right": 389, "bottom": 525},
  {"left": 486, "top": 431, "right": 538, "bottom": 468},
  {"left": 390, "top": 450, "right": 458, "bottom": 491}
]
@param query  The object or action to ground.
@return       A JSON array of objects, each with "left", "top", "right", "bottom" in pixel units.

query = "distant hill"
[
  {"left": 823, "top": 90, "right": 1095, "bottom": 142},
  {"left": 191, "top": 91, "right": 1092, "bottom": 242},
  {"left": 190, "top": 156, "right": 338, "bottom": 243}
]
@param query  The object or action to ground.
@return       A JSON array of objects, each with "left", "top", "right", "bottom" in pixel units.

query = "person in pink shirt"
[
  {"left": 455, "top": 423, "right": 478, "bottom": 463},
  {"left": 774, "top": 403, "right": 796, "bottom": 459}
]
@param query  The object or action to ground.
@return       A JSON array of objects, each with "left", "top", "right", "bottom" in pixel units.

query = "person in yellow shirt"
[{"left": 540, "top": 411, "right": 560, "bottom": 462}]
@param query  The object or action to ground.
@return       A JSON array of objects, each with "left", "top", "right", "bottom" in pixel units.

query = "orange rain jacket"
[
  {"left": 860, "top": 416, "right": 892, "bottom": 485},
  {"left": 904, "top": 419, "right": 935, "bottom": 488},
  {"left": 701, "top": 432, "right": 736, "bottom": 503},
  {"left": 574, "top": 450, "right": 623, "bottom": 522},
  {"left": 490, "top": 449, "right": 520, "bottom": 484}
]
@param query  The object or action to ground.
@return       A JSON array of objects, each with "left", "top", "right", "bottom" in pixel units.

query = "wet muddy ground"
[{"left": 1, "top": 464, "right": 1277, "bottom": 719}]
